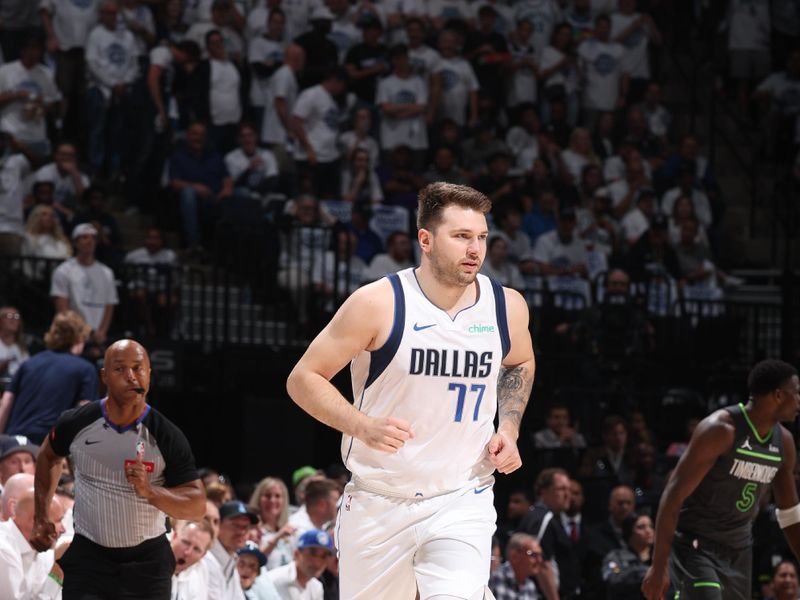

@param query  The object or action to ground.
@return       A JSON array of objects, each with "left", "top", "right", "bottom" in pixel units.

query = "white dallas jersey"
[{"left": 345, "top": 268, "right": 510, "bottom": 498}]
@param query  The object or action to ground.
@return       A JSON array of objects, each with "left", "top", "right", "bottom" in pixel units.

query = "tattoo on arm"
[{"left": 497, "top": 365, "right": 533, "bottom": 431}]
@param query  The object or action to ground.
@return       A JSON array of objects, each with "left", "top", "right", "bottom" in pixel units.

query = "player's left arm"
[
  {"left": 773, "top": 426, "right": 800, "bottom": 560},
  {"left": 488, "top": 288, "right": 535, "bottom": 474},
  {"left": 129, "top": 475, "right": 207, "bottom": 521}
]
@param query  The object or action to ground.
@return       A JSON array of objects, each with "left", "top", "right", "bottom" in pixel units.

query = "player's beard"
[{"left": 429, "top": 250, "right": 481, "bottom": 288}]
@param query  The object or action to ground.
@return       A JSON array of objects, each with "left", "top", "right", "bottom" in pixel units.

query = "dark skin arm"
[
  {"left": 125, "top": 453, "right": 206, "bottom": 520},
  {"left": 773, "top": 427, "right": 800, "bottom": 559},
  {"left": 641, "top": 411, "right": 734, "bottom": 600},
  {"left": 31, "top": 438, "right": 64, "bottom": 552}
]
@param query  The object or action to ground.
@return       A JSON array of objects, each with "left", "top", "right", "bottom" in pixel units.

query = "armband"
[{"left": 776, "top": 504, "right": 800, "bottom": 529}]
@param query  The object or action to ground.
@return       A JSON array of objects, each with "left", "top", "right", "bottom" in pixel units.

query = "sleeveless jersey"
[
  {"left": 677, "top": 403, "right": 784, "bottom": 549},
  {"left": 344, "top": 268, "right": 510, "bottom": 499}
]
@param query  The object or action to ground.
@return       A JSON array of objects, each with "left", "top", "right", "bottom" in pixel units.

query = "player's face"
[
  {"left": 101, "top": 343, "right": 151, "bottom": 404},
  {"left": 172, "top": 526, "right": 211, "bottom": 574},
  {"left": 422, "top": 206, "right": 488, "bottom": 288},
  {"left": 776, "top": 375, "right": 800, "bottom": 422},
  {"left": 237, "top": 553, "right": 261, "bottom": 590}
]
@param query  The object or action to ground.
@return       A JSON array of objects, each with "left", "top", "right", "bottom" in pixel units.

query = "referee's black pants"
[{"left": 59, "top": 533, "right": 175, "bottom": 600}]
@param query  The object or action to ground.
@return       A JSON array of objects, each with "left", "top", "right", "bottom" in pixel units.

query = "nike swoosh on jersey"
[
  {"left": 413, "top": 323, "right": 437, "bottom": 331},
  {"left": 474, "top": 485, "right": 492, "bottom": 494},
  {"left": 84, "top": 440, "right": 101, "bottom": 445}
]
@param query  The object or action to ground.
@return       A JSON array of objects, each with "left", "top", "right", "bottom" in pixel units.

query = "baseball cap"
[
  {"left": 310, "top": 6, "right": 334, "bottom": 20},
  {"left": 237, "top": 541, "right": 267, "bottom": 567},
  {"left": 219, "top": 500, "right": 258, "bottom": 524},
  {"left": 297, "top": 529, "right": 334, "bottom": 553},
  {"left": 71, "top": 223, "right": 98, "bottom": 240},
  {"left": 292, "top": 465, "right": 319, "bottom": 487},
  {"left": 0, "top": 434, "right": 38, "bottom": 461}
]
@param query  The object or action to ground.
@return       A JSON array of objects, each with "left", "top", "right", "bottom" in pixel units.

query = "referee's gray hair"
[{"left": 506, "top": 532, "right": 538, "bottom": 556}]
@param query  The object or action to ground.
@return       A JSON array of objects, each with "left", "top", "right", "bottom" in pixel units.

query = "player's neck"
[
  {"left": 415, "top": 266, "right": 478, "bottom": 317},
  {"left": 742, "top": 400, "right": 775, "bottom": 438}
]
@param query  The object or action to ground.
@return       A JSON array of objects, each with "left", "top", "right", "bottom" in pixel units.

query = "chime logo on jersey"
[
  {"left": 409, "top": 349, "right": 493, "bottom": 378},
  {"left": 467, "top": 323, "right": 495, "bottom": 334}
]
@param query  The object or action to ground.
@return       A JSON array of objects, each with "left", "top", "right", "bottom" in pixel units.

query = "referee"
[{"left": 30, "top": 339, "right": 206, "bottom": 599}]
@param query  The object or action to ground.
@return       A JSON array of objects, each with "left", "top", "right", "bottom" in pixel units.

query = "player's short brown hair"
[
  {"left": 44, "top": 311, "right": 91, "bottom": 351},
  {"left": 417, "top": 182, "right": 492, "bottom": 231}
]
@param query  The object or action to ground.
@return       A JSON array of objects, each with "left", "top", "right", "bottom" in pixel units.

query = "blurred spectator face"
[
  {"left": 0, "top": 307, "right": 21, "bottom": 338},
  {"left": 568, "top": 480, "right": 584, "bottom": 514},
  {"left": 501, "top": 209, "right": 522, "bottom": 232},
  {"left": 637, "top": 193, "right": 655, "bottom": 218},
  {"left": 540, "top": 472, "right": 570, "bottom": 513},
  {"left": 207, "top": 32, "right": 226, "bottom": 60},
  {"left": 87, "top": 189, "right": 107, "bottom": 212},
  {"left": 218, "top": 515, "right": 251, "bottom": 552},
  {"left": 387, "top": 233, "right": 412, "bottom": 262},
  {"left": 488, "top": 155, "right": 511, "bottom": 178},
  {"left": 581, "top": 165, "right": 602, "bottom": 192},
  {"left": 354, "top": 109, "right": 371, "bottom": 134},
  {"left": 144, "top": 228, "right": 165, "bottom": 254},
  {"left": 434, "top": 147, "right": 455, "bottom": 172},
  {"left": 679, "top": 136, "right": 698, "bottom": 161},
  {"left": 556, "top": 214, "right": 576, "bottom": 242},
  {"left": 644, "top": 83, "right": 661, "bottom": 106},
  {"left": 478, "top": 9, "right": 496, "bottom": 32},
  {"left": 74, "top": 233, "right": 98, "bottom": 258},
  {"left": 546, "top": 407, "right": 570, "bottom": 435},
  {"left": 516, "top": 19, "right": 533, "bottom": 43},
  {"left": 267, "top": 10, "right": 286, "bottom": 39},
  {"left": 597, "top": 111, "right": 614, "bottom": 134},
  {"left": 531, "top": 159, "right": 549, "bottom": 183},
  {"left": 488, "top": 237, "right": 508, "bottom": 266},
  {"left": 552, "top": 24, "right": 571, "bottom": 50},
  {"left": 55, "top": 144, "right": 78, "bottom": 172},
  {"left": 352, "top": 149, "right": 370, "bottom": 172},
  {"left": 630, "top": 515, "right": 654, "bottom": 547},
  {"left": 20, "top": 41, "right": 43, "bottom": 68},
  {"left": 507, "top": 491, "right": 531, "bottom": 520},
  {"left": 679, "top": 220, "right": 699, "bottom": 246},
  {"left": 592, "top": 192, "right": 611, "bottom": 215},
  {"left": 604, "top": 422, "right": 627, "bottom": 452},
  {"left": 237, "top": 553, "right": 261, "bottom": 590},
  {"left": 538, "top": 190, "right": 556, "bottom": 214},
  {"left": 0, "top": 451, "right": 35, "bottom": 484},
  {"left": 186, "top": 123, "right": 208, "bottom": 154},
  {"left": 626, "top": 158, "right": 645, "bottom": 182},
  {"left": 238, "top": 125, "right": 259, "bottom": 154},
  {"left": 627, "top": 108, "right": 646, "bottom": 135},
  {"left": 295, "top": 197, "right": 320, "bottom": 225},
  {"left": 337, "top": 231, "right": 358, "bottom": 259},
  {"left": 594, "top": 18, "right": 610, "bottom": 42},
  {"left": 438, "top": 30, "right": 458, "bottom": 57},
  {"left": 34, "top": 207, "right": 57, "bottom": 234},
  {"left": 608, "top": 486, "right": 635, "bottom": 524},
  {"left": 672, "top": 195, "right": 694, "bottom": 221},
  {"left": 172, "top": 523, "right": 212, "bottom": 574},
  {"left": 406, "top": 20, "right": 424, "bottom": 47},
  {"left": 296, "top": 547, "right": 330, "bottom": 580},
  {"left": 362, "top": 23, "right": 383, "bottom": 45},
  {"left": 285, "top": 44, "right": 305, "bottom": 72},
  {"left": 211, "top": 3, "right": 228, "bottom": 26},
  {"left": 509, "top": 538, "right": 543, "bottom": 578},
  {"left": 205, "top": 500, "right": 221, "bottom": 538},
  {"left": 520, "top": 107, "right": 540, "bottom": 133},
  {"left": 99, "top": 2, "right": 119, "bottom": 30},
  {"left": 635, "top": 442, "right": 656, "bottom": 471},
  {"left": 33, "top": 182, "right": 55, "bottom": 206},
  {"left": 259, "top": 483, "right": 285, "bottom": 522},
  {"left": 773, "top": 563, "right": 799, "bottom": 600},
  {"left": 166, "top": 0, "right": 182, "bottom": 20},
  {"left": 605, "top": 270, "right": 630, "bottom": 295},
  {"left": 327, "top": 0, "right": 348, "bottom": 16},
  {"left": 649, "top": 222, "right": 668, "bottom": 246},
  {"left": 618, "top": 0, "right": 636, "bottom": 15},
  {"left": 390, "top": 146, "right": 412, "bottom": 169}
]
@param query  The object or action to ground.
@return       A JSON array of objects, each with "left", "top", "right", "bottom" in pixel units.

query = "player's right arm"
[
  {"left": 286, "top": 280, "right": 413, "bottom": 453},
  {"left": 641, "top": 412, "right": 734, "bottom": 600}
]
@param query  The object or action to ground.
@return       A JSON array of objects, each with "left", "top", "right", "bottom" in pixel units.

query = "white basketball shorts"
[{"left": 335, "top": 479, "right": 496, "bottom": 600}]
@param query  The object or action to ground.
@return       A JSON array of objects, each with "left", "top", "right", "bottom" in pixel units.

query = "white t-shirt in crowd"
[
  {"left": 85, "top": 25, "right": 138, "bottom": 96},
  {"left": 514, "top": 0, "right": 563, "bottom": 53},
  {"left": 50, "top": 258, "right": 119, "bottom": 330},
  {"left": 33, "top": 163, "right": 90, "bottom": 207},
  {"left": 338, "top": 132, "right": 380, "bottom": 168},
  {"left": 539, "top": 45, "right": 579, "bottom": 94},
  {"left": 210, "top": 59, "right": 242, "bottom": 126},
  {"left": 620, "top": 207, "right": 651, "bottom": 244},
  {"left": 481, "top": 259, "right": 526, "bottom": 291},
  {"left": 0, "top": 61, "right": 61, "bottom": 144},
  {"left": 0, "top": 339, "right": 27, "bottom": 378},
  {"left": 507, "top": 38, "right": 537, "bottom": 107},
  {"left": 610, "top": 12, "right": 651, "bottom": 79},
  {"left": 727, "top": 0, "right": 770, "bottom": 51},
  {"left": 268, "top": 561, "right": 323, "bottom": 600},
  {"left": 171, "top": 559, "right": 210, "bottom": 600},
  {"left": 531, "top": 230, "right": 588, "bottom": 269},
  {"left": 408, "top": 44, "right": 441, "bottom": 80},
  {"left": 121, "top": 4, "right": 156, "bottom": 57},
  {"left": 39, "top": 0, "right": 99, "bottom": 50},
  {"left": 124, "top": 247, "right": 178, "bottom": 266},
  {"left": 376, "top": 73, "right": 429, "bottom": 151},
  {"left": 262, "top": 64, "right": 299, "bottom": 145},
  {"left": 433, "top": 56, "right": 479, "bottom": 126},
  {"left": 248, "top": 36, "right": 286, "bottom": 107},
  {"left": 578, "top": 38, "right": 626, "bottom": 111},
  {"left": 329, "top": 14, "right": 360, "bottom": 61},
  {"left": 505, "top": 126, "right": 538, "bottom": 163},
  {"left": 22, "top": 234, "right": 71, "bottom": 260},
  {"left": 428, "top": 0, "right": 471, "bottom": 20},
  {"left": 661, "top": 187, "right": 712, "bottom": 229},
  {"left": 292, "top": 84, "right": 341, "bottom": 162},
  {"left": 0, "top": 152, "right": 30, "bottom": 236},
  {"left": 756, "top": 72, "right": 800, "bottom": 116},
  {"left": 224, "top": 147, "right": 279, "bottom": 183},
  {"left": 560, "top": 149, "right": 590, "bottom": 183},
  {"left": 363, "top": 254, "right": 414, "bottom": 282}
]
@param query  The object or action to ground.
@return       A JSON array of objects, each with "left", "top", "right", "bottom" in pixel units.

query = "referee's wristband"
[{"left": 48, "top": 571, "right": 63, "bottom": 587}]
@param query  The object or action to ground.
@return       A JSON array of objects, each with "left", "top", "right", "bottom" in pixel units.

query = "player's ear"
[
  {"left": 100, "top": 367, "right": 107, "bottom": 386},
  {"left": 418, "top": 228, "right": 431, "bottom": 252}
]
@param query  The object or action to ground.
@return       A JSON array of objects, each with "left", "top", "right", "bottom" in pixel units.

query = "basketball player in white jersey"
[{"left": 287, "top": 182, "right": 536, "bottom": 600}]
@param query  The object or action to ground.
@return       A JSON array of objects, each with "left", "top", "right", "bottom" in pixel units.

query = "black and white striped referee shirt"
[{"left": 49, "top": 399, "right": 198, "bottom": 548}]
